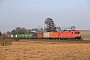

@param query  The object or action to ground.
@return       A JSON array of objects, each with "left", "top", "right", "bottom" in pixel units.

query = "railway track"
[{"left": 16, "top": 39, "right": 90, "bottom": 44}]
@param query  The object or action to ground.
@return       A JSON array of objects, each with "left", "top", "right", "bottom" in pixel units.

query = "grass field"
[
  {"left": 80, "top": 30, "right": 90, "bottom": 40},
  {"left": 0, "top": 30, "right": 90, "bottom": 60},
  {"left": 0, "top": 40, "right": 90, "bottom": 60}
]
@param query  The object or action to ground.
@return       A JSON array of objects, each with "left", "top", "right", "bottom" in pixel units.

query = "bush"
[{"left": 0, "top": 37, "right": 12, "bottom": 46}]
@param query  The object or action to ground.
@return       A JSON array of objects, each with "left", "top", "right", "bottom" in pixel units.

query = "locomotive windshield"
[{"left": 75, "top": 32, "right": 80, "bottom": 34}]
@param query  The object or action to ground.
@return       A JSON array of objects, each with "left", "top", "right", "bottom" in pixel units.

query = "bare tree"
[
  {"left": 11, "top": 29, "right": 16, "bottom": 35},
  {"left": 44, "top": 18, "right": 56, "bottom": 32},
  {"left": 11, "top": 27, "right": 28, "bottom": 34},
  {"left": 31, "top": 28, "right": 38, "bottom": 32},
  {"left": 15, "top": 27, "right": 22, "bottom": 34},
  {"left": 7, "top": 31, "right": 11, "bottom": 34},
  {"left": 11, "top": 27, "right": 36, "bottom": 34},
  {"left": 56, "top": 27, "right": 61, "bottom": 32},
  {"left": 21, "top": 28, "right": 26, "bottom": 33},
  {"left": 38, "top": 26, "right": 44, "bottom": 32}
]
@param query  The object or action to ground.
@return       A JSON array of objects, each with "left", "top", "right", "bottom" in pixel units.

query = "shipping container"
[
  {"left": 32, "top": 33, "right": 37, "bottom": 38},
  {"left": 37, "top": 32, "right": 43, "bottom": 38},
  {"left": 50, "top": 32, "right": 59, "bottom": 38},
  {"left": 6, "top": 34, "right": 11, "bottom": 39},
  {"left": 43, "top": 32, "right": 50, "bottom": 38},
  {"left": 12, "top": 34, "right": 17, "bottom": 38},
  {"left": 15, "top": 34, "right": 18, "bottom": 38},
  {"left": 24, "top": 34, "right": 33, "bottom": 39},
  {"left": 11, "top": 34, "right": 16, "bottom": 38},
  {"left": 17, "top": 34, "right": 25, "bottom": 39},
  {"left": 11, "top": 35, "right": 13, "bottom": 38}
]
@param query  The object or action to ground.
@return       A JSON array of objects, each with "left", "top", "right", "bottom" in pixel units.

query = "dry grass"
[
  {"left": 0, "top": 37, "right": 12, "bottom": 46},
  {"left": 0, "top": 40, "right": 90, "bottom": 60},
  {"left": 80, "top": 30, "right": 90, "bottom": 40}
]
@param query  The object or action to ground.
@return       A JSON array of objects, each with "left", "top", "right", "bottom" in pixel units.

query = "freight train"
[{"left": 3, "top": 30, "right": 81, "bottom": 40}]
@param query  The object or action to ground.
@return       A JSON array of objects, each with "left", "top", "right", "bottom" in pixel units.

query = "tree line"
[
  {"left": 0, "top": 18, "right": 76, "bottom": 35},
  {"left": 6, "top": 27, "right": 43, "bottom": 35}
]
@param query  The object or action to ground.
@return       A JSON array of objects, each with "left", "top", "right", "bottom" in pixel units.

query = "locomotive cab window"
[{"left": 75, "top": 32, "right": 80, "bottom": 34}]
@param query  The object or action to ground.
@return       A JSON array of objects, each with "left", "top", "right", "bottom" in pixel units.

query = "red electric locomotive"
[{"left": 59, "top": 30, "right": 81, "bottom": 39}]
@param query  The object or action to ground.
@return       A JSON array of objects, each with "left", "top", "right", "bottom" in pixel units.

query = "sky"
[{"left": 0, "top": 0, "right": 90, "bottom": 33}]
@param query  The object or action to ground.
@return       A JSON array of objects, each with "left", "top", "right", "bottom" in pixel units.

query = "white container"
[
  {"left": 11, "top": 35, "right": 13, "bottom": 38},
  {"left": 11, "top": 34, "right": 17, "bottom": 38},
  {"left": 15, "top": 35, "right": 18, "bottom": 38},
  {"left": 43, "top": 32, "right": 50, "bottom": 38}
]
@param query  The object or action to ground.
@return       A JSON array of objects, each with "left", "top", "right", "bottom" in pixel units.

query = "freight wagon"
[{"left": 9, "top": 30, "right": 81, "bottom": 40}]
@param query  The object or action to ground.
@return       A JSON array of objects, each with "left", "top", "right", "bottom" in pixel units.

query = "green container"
[
  {"left": 24, "top": 34, "right": 33, "bottom": 38},
  {"left": 17, "top": 34, "right": 25, "bottom": 39}
]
